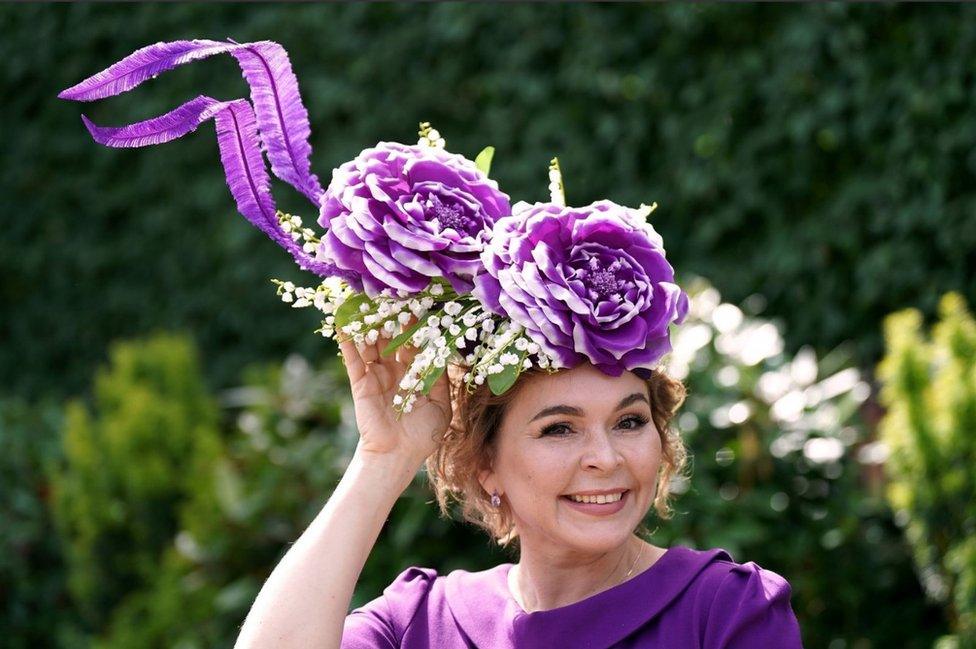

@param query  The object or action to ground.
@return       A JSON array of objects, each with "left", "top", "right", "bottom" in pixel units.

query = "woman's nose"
[{"left": 580, "top": 429, "right": 624, "bottom": 471}]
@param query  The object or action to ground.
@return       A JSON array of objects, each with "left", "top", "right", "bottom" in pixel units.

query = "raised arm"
[{"left": 235, "top": 335, "right": 451, "bottom": 649}]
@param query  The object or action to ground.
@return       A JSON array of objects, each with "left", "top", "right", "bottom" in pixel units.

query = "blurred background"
[{"left": 3, "top": 3, "right": 975, "bottom": 648}]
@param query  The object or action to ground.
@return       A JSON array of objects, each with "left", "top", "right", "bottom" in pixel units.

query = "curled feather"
[
  {"left": 229, "top": 42, "right": 323, "bottom": 204},
  {"left": 59, "top": 38, "right": 323, "bottom": 205},
  {"left": 80, "top": 95, "right": 225, "bottom": 148},
  {"left": 60, "top": 38, "right": 351, "bottom": 280},
  {"left": 58, "top": 40, "right": 229, "bottom": 102}
]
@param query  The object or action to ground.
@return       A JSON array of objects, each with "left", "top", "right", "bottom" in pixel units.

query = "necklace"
[
  {"left": 624, "top": 540, "right": 647, "bottom": 579},
  {"left": 604, "top": 538, "right": 646, "bottom": 589},
  {"left": 511, "top": 540, "right": 648, "bottom": 611}
]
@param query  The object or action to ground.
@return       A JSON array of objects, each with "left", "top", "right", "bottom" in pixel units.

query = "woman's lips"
[{"left": 560, "top": 490, "right": 629, "bottom": 516}]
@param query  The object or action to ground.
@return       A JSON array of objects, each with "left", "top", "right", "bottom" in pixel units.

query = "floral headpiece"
[{"left": 60, "top": 39, "right": 689, "bottom": 416}]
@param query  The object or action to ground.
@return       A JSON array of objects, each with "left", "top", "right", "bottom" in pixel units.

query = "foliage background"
[{"left": 2, "top": 3, "right": 974, "bottom": 647}]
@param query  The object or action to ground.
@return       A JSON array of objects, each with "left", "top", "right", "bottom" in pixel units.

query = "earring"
[{"left": 490, "top": 489, "right": 501, "bottom": 508}]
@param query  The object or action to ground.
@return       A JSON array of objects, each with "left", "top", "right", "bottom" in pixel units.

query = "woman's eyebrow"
[
  {"left": 616, "top": 392, "right": 650, "bottom": 411},
  {"left": 528, "top": 404, "right": 583, "bottom": 422},
  {"left": 528, "top": 392, "right": 649, "bottom": 423}
]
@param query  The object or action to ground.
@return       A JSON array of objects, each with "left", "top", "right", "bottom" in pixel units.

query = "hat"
[{"left": 60, "top": 38, "right": 689, "bottom": 415}]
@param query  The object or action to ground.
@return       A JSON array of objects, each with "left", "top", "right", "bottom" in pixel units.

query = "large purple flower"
[
  {"left": 316, "top": 142, "right": 510, "bottom": 297},
  {"left": 473, "top": 200, "right": 689, "bottom": 377}
]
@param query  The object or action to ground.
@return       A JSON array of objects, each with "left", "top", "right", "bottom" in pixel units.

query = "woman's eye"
[
  {"left": 542, "top": 416, "right": 648, "bottom": 436},
  {"left": 541, "top": 423, "right": 572, "bottom": 436},
  {"left": 618, "top": 415, "right": 650, "bottom": 430}
]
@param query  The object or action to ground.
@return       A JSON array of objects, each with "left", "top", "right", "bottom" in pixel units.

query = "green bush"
[
  {"left": 878, "top": 293, "right": 976, "bottom": 648},
  {"left": 50, "top": 333, "right": 223, "bottom": 636},
  {"left": 5, "top": 3, "right": 976, "bottom": 399}
]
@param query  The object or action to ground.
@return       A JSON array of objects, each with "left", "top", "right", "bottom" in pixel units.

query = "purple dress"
[{"left": 342, "top": 545, "right": 803, "bottom": 648}]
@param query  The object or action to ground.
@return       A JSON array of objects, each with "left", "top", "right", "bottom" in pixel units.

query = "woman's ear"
[{"left": 478, "top": 468, "right": 498, "bottom": 496}]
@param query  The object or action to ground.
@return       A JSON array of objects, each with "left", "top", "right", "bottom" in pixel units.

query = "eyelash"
[{"left": 540, "top": 415, "right": 650, "bottom": 437}]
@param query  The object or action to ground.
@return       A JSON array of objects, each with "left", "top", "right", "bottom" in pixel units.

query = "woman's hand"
[{"left": 338, "top": 331, "right": 452, "bottom": 468}]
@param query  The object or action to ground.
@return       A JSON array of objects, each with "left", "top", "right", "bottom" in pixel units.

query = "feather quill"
[{"left": 60, "top": 38, "right": 351, "bottom": 279}]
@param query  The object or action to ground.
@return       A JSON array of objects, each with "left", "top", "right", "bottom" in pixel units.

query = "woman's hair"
[{"left": 426, "top": 365, "right": 689, "bottom": 545}]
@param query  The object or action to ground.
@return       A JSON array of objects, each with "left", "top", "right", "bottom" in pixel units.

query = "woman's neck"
[{"left": 509, "top": 536, "right": 661, "bottom": 612}]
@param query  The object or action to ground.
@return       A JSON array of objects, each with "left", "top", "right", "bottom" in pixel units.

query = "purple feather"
[
  {"left": 59, "top": 38, "right": 323, "bottom": 205},
  {"left": 80, "top": 95, "right": 226, "bottom": 148},
  {"left": 229, "top": 42, "right": 323, "bottom": 204},
  {"left": 60, "top": 38, "right": 354, "bottom": 281},
  {"left": 212, "top": 100, "right": 347, "bottom": 279},
  {"left": 58, "top": 40, "right": 229, "bottom": 101}
]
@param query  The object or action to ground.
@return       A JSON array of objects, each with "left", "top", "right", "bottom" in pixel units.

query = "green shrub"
[
  {"left": 50, "top": 332, "right": 222, "bottom": 634},
  {"left": 878, "top": 293, "right": 976, "bottom": 647}
]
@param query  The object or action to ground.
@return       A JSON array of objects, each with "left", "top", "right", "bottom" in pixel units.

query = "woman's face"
[{"left": 483, "top": 363, "right": 662, "bottom": 556}]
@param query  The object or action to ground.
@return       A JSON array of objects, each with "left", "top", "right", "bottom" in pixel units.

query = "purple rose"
[
  {"left": 472, "top": 200, "right": 689, "bottom": 377},
  {"left": 316, "top": 142, "right": 510, "bottom": 297}
]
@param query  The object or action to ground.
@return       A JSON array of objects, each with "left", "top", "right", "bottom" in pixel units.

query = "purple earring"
[{"left": 490, "top": 490, "right": 501, "bottom": 508}]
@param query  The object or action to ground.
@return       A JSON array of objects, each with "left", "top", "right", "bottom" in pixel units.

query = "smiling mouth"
[{"left": 562, "top": 490, "right": 629, "bottom": 505}]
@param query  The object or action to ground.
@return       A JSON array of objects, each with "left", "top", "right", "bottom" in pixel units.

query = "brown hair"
[{"left": 426, "top": 364, "right": 689, "bottom": 545}]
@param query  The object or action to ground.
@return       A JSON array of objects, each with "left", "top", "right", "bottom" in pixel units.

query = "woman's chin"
[{"left": 554, "top": 525, "right": 638, "bottom": 556}]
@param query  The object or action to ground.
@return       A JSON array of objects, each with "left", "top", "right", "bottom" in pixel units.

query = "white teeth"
[{"left": 569, "top": 492, "right": 624, "bottom": 504}]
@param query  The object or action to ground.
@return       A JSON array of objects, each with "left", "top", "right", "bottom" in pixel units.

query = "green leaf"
[
  {"left": 381, "top": 317, "right": 426, "bottom": 357},
  {"left": 333, "top": 293, "right": 372, "bottom": 331},
  {"left": 488, "top": 361, "right": 520, "bottom": 395},
  {"left": 421, "top": 365, "right": 446, "bottom": 395},
  {"left": 475, "top": 146, "right": 495, "bottom": 177}
]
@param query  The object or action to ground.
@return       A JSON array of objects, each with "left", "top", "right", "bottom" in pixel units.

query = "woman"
[
  {"left": 61, "top": 40, "right": 803, "bottom": 647},
  {"left": 233, "top": 344, "right": 803, "bottom": 648}
]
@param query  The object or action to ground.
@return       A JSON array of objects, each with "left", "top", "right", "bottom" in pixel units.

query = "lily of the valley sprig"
[{"left": 273, "top": 272, "right": 557, "bottom": 415}]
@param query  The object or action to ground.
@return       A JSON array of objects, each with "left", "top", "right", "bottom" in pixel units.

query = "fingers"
[
  {"left": 342, "top": 316, "right": 421, "bottom": 385},
  {"left": 360, "top": 340, "right": 380, "bottom": 365},
  {"left": 338, "top": 338, "right": 367, "bottom": 383},
  {"left": 396, "top": 341, "right": 418, "bottom": 368}
]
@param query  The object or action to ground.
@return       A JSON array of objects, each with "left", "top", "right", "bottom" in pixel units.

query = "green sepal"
[
  {"left": 475, "top": 146, "right": 495, "bottom": 177},
  {"left": 381, "top": 317, "right": 426, "bottom": 357},
  {"left": 333, "top": 292, "right": 373, "bottom": 331}
]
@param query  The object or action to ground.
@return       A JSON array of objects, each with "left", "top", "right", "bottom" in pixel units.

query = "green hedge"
[{"left": 4, "top": 3, "right": 976, "bottom": 400}]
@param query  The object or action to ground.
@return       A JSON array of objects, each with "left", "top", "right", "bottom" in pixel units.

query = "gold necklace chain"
[
  {"left": 624, "top": 540, "right": 646, "bottom": 579},
  {"left": 604, "top": 538, "right": 645, "bottom": 589},
  {"left": 512, "top": 540, "right": 647, "bottom": 611}
]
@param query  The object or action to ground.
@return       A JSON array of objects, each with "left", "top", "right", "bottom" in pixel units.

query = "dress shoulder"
[
  {"left": 341, "top": 567, "right": 439, "bottom": 649},
  {"left": 694, "top": 556, "right": 804, "bottom": 648}
]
